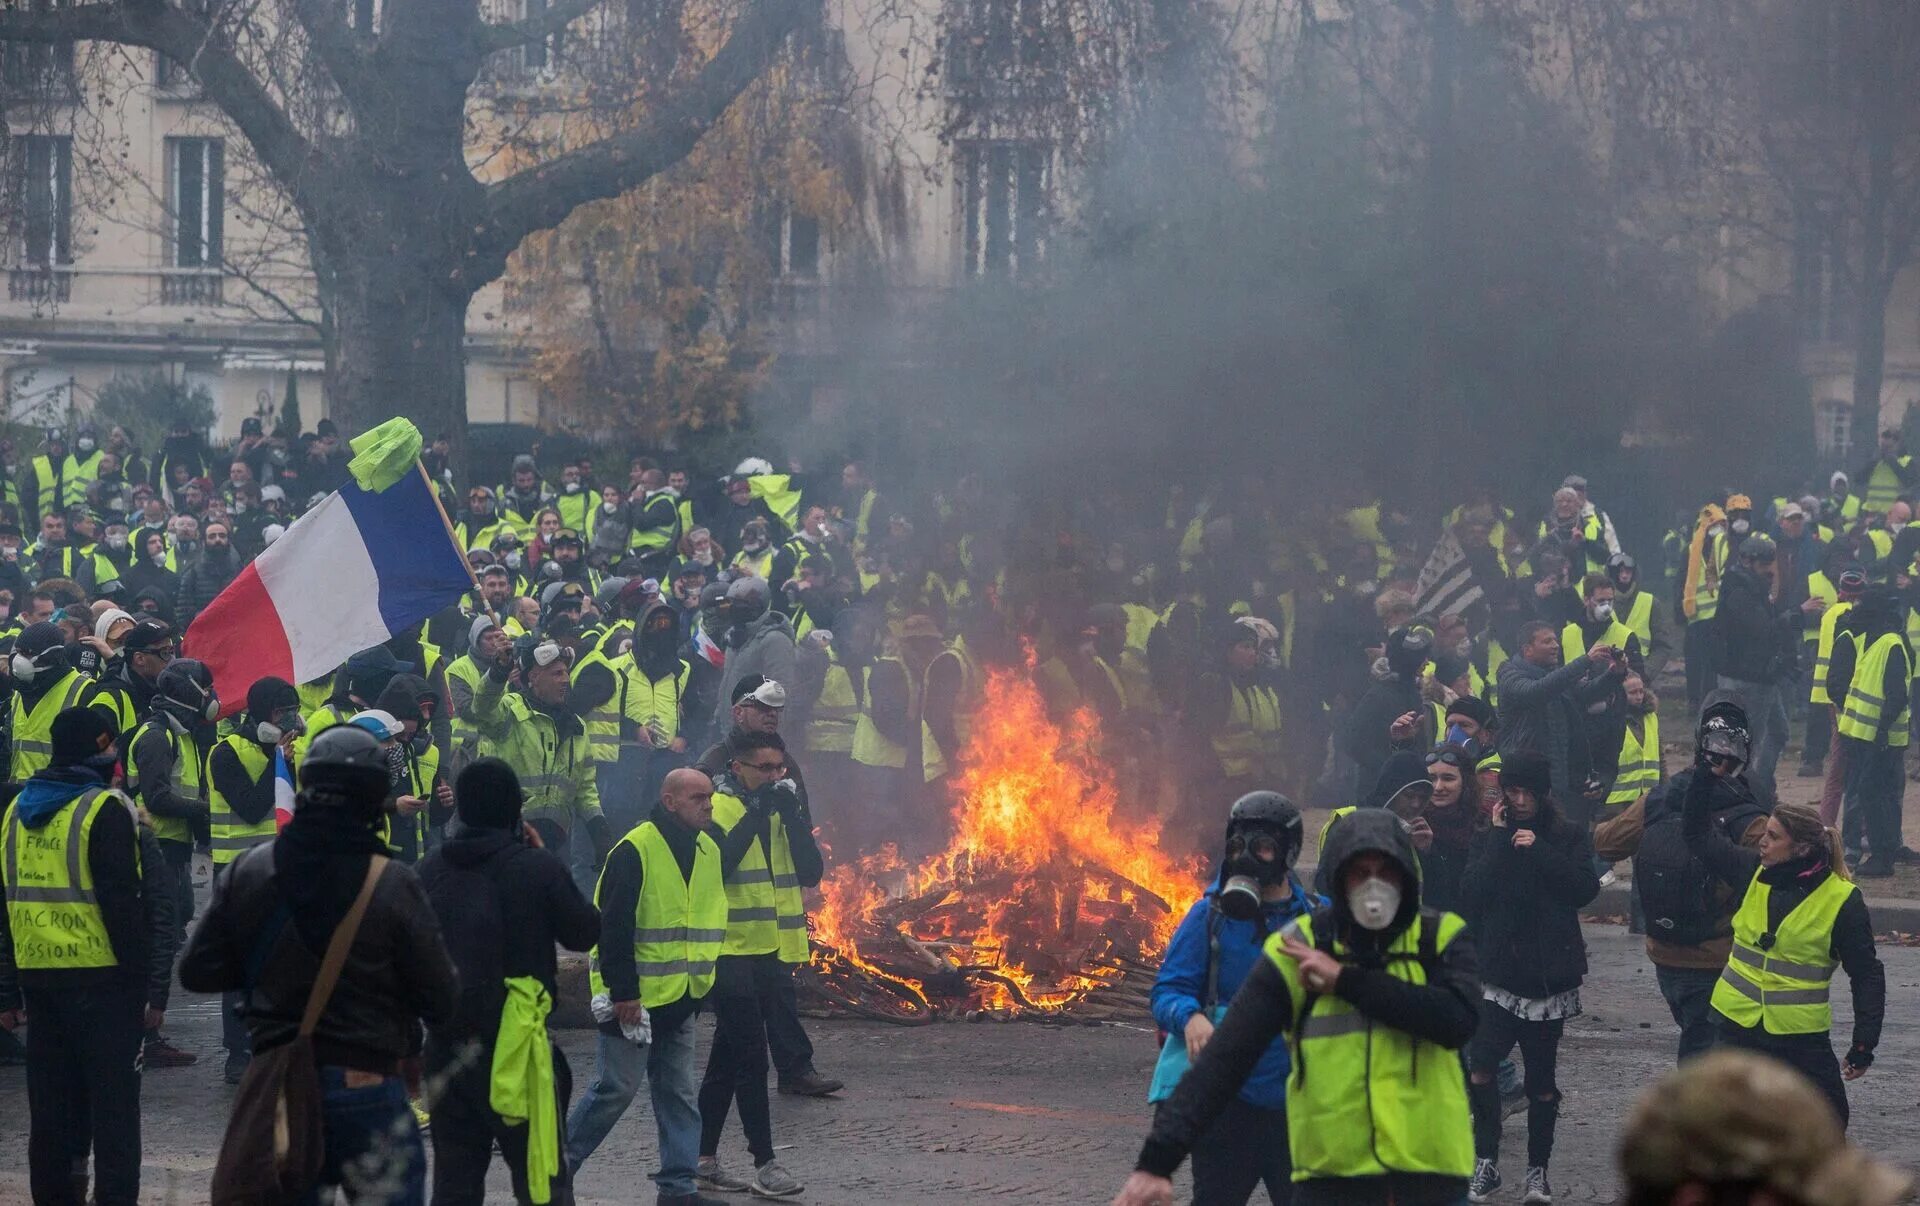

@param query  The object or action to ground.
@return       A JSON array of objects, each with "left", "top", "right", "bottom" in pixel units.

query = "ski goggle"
[
  {"left": 527, "top": 640, "right": 572, "bottom": 668},
  {"left": 1425, "top": 747, "right": 1471, "bottom": 769}
]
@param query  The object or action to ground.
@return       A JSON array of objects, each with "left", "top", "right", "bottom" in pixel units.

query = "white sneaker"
[{"left": 749, "top": 1161, "right": 804, "bottom": 1198}]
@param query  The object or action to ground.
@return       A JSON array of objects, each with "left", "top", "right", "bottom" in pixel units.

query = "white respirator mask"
[{"left": 1347, "top": 876, "right": 1402, "bottom": 932}]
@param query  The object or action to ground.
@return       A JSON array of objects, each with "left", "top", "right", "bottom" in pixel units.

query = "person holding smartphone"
[{"left": 1463, "top": 750, "right": 1601, "bottom": 1205}]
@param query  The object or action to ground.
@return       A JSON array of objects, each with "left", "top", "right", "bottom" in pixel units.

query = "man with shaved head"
[{"left": 567, "top": 765, "right": 733, "bottom": 1206}]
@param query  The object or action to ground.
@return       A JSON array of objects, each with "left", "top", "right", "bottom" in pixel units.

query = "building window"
[
  {"left": 760, "top": 207, "right": 820, "bottom": 279},
  {"left": 168, "top": 138, "right": 225, "bottom": 269},
  {"left": 1794, "top": 201, "right": 1844, "bottom": 344},
  {"left": 1, "top": 36, "right": 75, "bottom": 97},
  {"left": 352, "top": 0, "right": 377, "bottom": 32},
  {"left": 12, "top": 135, "right": 73, "bottom": 267},
  {"left": 951, "top": 0, "right": 1053, "bottom": 82},
  {"left": 957, "top": 141, "right": 1048, "bottom": 277},
  {"left": 1818, "top": 399, "right": 1853, "bottom": 464},
  {"left": 519, "top": 0, "right": 560, "bottom": 72}
]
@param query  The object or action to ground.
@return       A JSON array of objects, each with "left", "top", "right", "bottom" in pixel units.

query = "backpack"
[
  {"left": 1633, "top": 782, "right": 1763, "bottom": 948},
  {"left": 211, "top": 856, "right": 389, "bottom": 1206}
]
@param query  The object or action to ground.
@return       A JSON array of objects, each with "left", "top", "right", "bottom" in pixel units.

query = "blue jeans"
[
  {"left": 297, "top": 1066, "right": 425, "bottom": 1205},
  {"left": 1655, "top": 964, "right": 1720, "bottom": 1063},
  {"left": 564, "top": 1016, "right": 699, "bottom": 1196}
]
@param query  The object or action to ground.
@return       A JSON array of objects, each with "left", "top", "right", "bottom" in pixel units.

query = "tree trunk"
[
  {"left": 1853, "top": 7, "right": 1899, "bottom": 448},
  {"left": 320, "top": 251, "right": 474, "bottom": 475},
  {"left": 1853, "top": 277, "right": 1890, "bottom": 450}
]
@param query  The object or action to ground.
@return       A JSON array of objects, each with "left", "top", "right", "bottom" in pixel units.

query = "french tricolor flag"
[
  {"left": 186, "top": 442, "right": 472, "bottom": 717},
  {"left": 273, "top": 749, "right": 297, "bottom": 828}
]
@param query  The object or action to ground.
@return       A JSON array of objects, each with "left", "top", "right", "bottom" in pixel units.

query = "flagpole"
[{"left": 418, "top": 459, "right": 482, "bottom": 594}]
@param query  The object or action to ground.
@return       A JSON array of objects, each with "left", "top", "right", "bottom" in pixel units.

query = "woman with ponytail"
[{"left": 1684, "top": 755, "right": 1885, "bottom": 1128}]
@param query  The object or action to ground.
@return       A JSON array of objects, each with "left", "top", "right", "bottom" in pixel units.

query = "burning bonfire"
[{"left": 801, "top": 665, "right": 1205, "bottom": 1023}]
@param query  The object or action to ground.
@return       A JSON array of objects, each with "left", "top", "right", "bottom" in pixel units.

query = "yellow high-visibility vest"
[
  {"left": 208, "top": 734, "right": 277, "bottom": 865},
  {"left": 1608, "top": 712, "right": 1661, "bottom": 808},
  {"left": 850, "top": 657, "right": 951, "bottom": 782},
  {"left": 711, "top": 790, "right": 808, "bottom": 963},
  {"left": 1804, "top": 572, "right": 1839, "bottom": 645},
  {"left": 1711, "top": 870, "right": 1854, "bottom": 1035},
  {"left": 1618, "top": 591, "right": 1654, "bottom": 648},
  {"left": 589, "top": 819, "right": 726, "bottom": 1007},
  {"left": 574, "top": 650, "right": 689, "bottom": 764},
  {"left": 1811, "top": 601, "right": 1856, "bottom": 706},
  {"left": 1836, "top": 631, "right": 1912, "bottom": 747},
  {"left": 125, "top": 718, "right": 205, "bottom": 845},
  {"left": 806, "top": 657, "right": 858, "bottom": 755},
  {"left": 1266, "top": 912, "right": 1474, "bottom": 1182},
  {"left": 2, "top": 786, "right": 135, "bottom": 970},
  {"left": 1211, "top": 681, "right": 1281, "bottom": 781},
  {"left": 1864, "top": 457, "right": 1912, "bottom": 513},
  {"left": 9, "top": 672, "right": 93, "bottom": 783}
]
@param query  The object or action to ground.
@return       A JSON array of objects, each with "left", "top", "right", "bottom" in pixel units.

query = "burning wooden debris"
[{"left": 800, "top": 666, "right": 1201, "bottom": 1024}]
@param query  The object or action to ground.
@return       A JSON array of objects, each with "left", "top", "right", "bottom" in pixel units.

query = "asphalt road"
[{"left": 2, "top": 925, "right": 1915, "bottom": 1204}]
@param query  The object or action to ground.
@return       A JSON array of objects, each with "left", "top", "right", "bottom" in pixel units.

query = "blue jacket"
[{"left": 1149, "top": 875, "right": 1315, "bottom": 1110}]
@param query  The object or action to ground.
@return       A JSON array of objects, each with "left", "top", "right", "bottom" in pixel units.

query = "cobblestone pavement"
[{"left": 3, "top": 926, "right": 1916, "bottom": 1204}]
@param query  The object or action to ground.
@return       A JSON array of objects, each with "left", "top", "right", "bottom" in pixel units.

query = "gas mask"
[
  {"left": 77, "top": 437, "right": 96, "bottom": 455},
  {"left": 1348, "top": 875, "right": 1401, "bottom": 931},
  {"left": 1730, "top": 517, "right": 1751, "bottom": 535},
  {"left": 564, "top": 480, "right": 582, "bottom": 494},
  {"left": 1218, "top": 826, "right": 1290, "bottom": 922},
  {"left": 107, "top": 534, "right": 128, "bottom": 551},
  {"left": 502, "top": 550, "right": 523, "bottom": 570},
  {"left": 257, "top": 708, "right": 306, "bottom": 745},
  {"left": 1590, "top": 600, "right": 1613, "bottom": 622},
  {"left": 162, "top": 683, "right": 219, "bottom": 726}
]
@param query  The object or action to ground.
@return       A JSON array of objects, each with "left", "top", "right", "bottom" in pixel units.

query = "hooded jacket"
[
  {"left": 1150, "top": 872, "right": 1316, "bottom": 1110},
  {"left": 128, "top": 585, "right": 177, "bottom": 629},
  {"left": 1137, "top": 809, "right": 1480, "bottom": 1189},
  {"left": 1462, "top": 793, "right": 1599, "bottom": 998},
  {"left": 712, "top": 608, "right": 797, "bottom": 734},
  {"left": 416, "top": 823, "right": 599, "bottom": 1042}
]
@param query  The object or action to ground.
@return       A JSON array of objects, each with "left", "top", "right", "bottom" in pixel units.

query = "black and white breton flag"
[{"left": 1414, "top": 531, "right": 1483, "bottom": 618}]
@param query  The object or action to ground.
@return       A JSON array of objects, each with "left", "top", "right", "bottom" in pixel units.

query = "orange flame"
[{"left": 809, "top": 662, "right": 1204, "bottom": 1015}]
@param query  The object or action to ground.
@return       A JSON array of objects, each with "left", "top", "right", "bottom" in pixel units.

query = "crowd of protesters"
[{"left": 0, "top": 410, "right": 1913, "bottom": 1204}]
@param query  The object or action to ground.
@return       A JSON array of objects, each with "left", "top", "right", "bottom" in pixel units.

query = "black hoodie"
[
  {"left": 1137, "top": 809, "right": 1480, "bottom": 1194},
  {"left": 416, "top": 823, "right": 599, "bottom": 1041}
]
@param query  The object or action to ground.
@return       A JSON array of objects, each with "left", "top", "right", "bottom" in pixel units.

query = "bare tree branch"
[
  {"left": 283, "top": 0, "right": 379, "bottom": 112},
  {"left": 0, "top": 1, "right": 318, "bottom": 191},
  {"left": 474, "top": 0, "right": 811, "bottom": 270}
]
